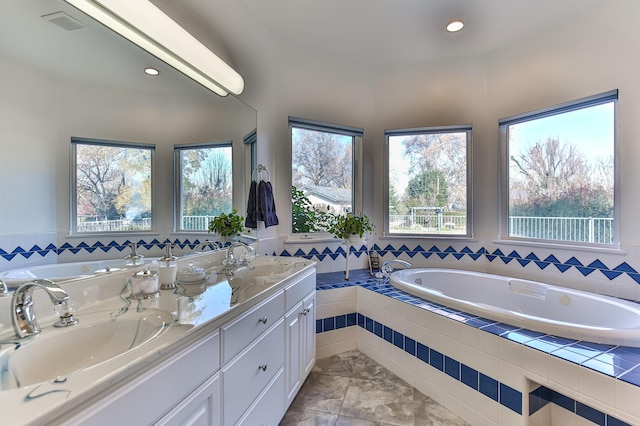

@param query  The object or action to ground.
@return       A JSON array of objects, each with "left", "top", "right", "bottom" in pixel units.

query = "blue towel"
[
  {"left": 258, "top": 180, "right": 279, "bottom": 228},
  {"left": 245, "top": 180, "right": 258, "bottom": 229}
]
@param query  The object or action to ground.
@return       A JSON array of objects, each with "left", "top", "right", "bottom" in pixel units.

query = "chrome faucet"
[
  {"left": 223, "top": 242, "right": 255, "bottom": 276},
  {"left": 380, "top": 259, "right": 412, "bottom": 278},
  {"left": 11, "top": 279, "right": 78, "bottom": 338},
  {"left": 0, "top": 279, "right": 9, "bottom": 296}
]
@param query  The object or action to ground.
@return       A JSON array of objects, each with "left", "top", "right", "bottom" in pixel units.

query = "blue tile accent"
[
  {"left": 444, "top": 356, "right": 460, "bottom": 380},
  {"left": 393, "top": 330, "right": 403, "bottom": 349},
  {"left": 461, "top": 364, "right": 478, "bottom": 390},
  {"left": 430, "top": 349, "right": 444, "bottom": 371},
  {"left": 336, "top": 314, "right": 346, "bottom": 329},
  {"left": 404, "top": 337, "right": 416, "bottom": 356},
  {"left": 479, "top": 373, "right": 498, "bottom": 402},
  {"left": 499, "top": 383, "right": 522, "bottom": 415},
  {"left": 576, "top": 401, "right": 605, "bottom": 426},
  {"left": 323, "top": 317, "right": 335, "bottom": 332},
  {"left": 417, "top": 342, "right": 429, "bottom": 363}
]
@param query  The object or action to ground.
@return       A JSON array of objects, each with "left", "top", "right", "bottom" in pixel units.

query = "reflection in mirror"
[{"left": 0, "top": 0, "right": 257, "bottom": 273}]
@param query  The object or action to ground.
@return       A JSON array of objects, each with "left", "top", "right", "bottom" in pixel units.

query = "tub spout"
[{"left": 381, "top": 259, "right": 412, "bottom": 278}]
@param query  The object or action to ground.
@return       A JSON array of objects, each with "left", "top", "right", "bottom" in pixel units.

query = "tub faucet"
[
  {"left": 223, "top": 242, "right": 255, "bottom": 276},
  {"left": 11, "top": 279, "right": 78, "bottom": 338},
  {"left": 380, "top": 259, "right": 412, "bottom": 278},
  {"left": 197, "top": 239, "right": 223, "bottom": 252}
]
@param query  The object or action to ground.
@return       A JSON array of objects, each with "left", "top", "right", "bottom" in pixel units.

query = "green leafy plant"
[
  {"left": 208, "top": 209, "right": 244, "bottom": 236},
  {"left": 327, "top": 213, "right": 375, "bottom": 240},
  {"left": 291, "top": 185, "right": 332, "bottom": 233}
]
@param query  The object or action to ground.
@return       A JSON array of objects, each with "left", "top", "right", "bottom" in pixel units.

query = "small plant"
[
  {"left": 208, "top": 209, "right": 244, "bottom": 237},
  {"left": 328, "top": 213, "right": 375, "bottom": 240}
]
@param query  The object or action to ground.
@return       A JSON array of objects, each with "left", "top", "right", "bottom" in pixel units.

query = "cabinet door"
[
  {"left": 155, "top": 372, "right": 221, "bottom": 426},
  {"left": 301, "top": 291, "right": 316, "bottom": 378},
  {"left": 285, "top": 300, "right": 303, "bottom": 405},
  {"left": 284, "top": 290, "right": 317, "bottom": 407}
]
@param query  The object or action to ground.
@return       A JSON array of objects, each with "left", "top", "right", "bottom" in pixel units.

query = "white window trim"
[
  {"left": 289, "top": 116, "right": 364, "bottom": 240},
  {"left": 383, "top": 125, "right": 473, "bottom": 239},
  {"left": 498, "top": 90, "right": 620, "bottom": 249},
  {"left": 70, "top": 137, "right": 155, "bottom": 235},
  {"left": 173, "top": 141, "right": 234, "bottom": 233}
]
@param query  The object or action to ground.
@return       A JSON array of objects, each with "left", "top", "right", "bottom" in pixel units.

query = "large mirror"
[{"left": 0, "top": 0, "right": 257, "bottom": 258}]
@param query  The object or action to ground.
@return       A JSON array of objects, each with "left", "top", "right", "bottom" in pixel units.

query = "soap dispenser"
[{"left": 158, "top": 243, "right": 178, "bottom": 290}]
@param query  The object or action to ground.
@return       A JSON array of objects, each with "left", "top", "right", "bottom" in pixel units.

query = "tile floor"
[{"left": 280, "top": 350, "right": 469, "bottom": 426}]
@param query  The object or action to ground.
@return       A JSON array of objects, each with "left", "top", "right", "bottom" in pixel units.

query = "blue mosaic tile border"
[
  {"left": 0, "top": 238, "right": 222, "bottom": 262},
  {"left": 316, "top": 269, "right": 638, "bottom": 424},
  {"left": 529, "top": 386, "right": 629, "bottom": 426},
  {"left": 279, "top": 243, "right": 640, "bottom": 284}
]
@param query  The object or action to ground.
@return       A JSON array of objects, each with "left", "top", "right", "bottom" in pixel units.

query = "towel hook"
[{"left": 256, "top": 164, "right": 270, "bottom": 181}]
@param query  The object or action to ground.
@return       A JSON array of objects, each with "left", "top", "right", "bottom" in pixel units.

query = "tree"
[
  {"left": 292, "top": 128, "right": 352, "bottom": 188},
  {"left": 76, "top": 144, "right": 151, "bottom": 221},
  {"left": 405, "top": 169, "right": 449, "bottom": 208},
  {"left": 402, "top": 132, "right": 466, "bottom": 210},
  {"left": 180, "top": 147, "right": 233, "bottom": 217},
  {"left": 509, "top": 137, "right": 613, "bottom": 217}
]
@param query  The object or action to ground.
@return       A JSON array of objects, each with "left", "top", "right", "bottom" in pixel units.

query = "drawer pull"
[
  {"left": 300, "top": 308, "right": 310, "bottom": 316},
  {"left": 258, "top": 316, "right": 268, "bottom": 324},
  {"left": 258, "top": 364, "right": 268, "bottom": 371}
]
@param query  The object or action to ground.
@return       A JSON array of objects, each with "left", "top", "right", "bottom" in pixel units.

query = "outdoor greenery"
[
  {"left": 180, "top": 146, "right": 233, "bottom": 221},
  {"left": 327, "top": 213, "right": 375, "bottom": 240},
  {"left": 291, "top": 186, "right": 332, "bottom": 233},
  {"left": 75, "top": 143, "right": 152, "bottom": 230},
  {"left": 208, "top": 209, "right": 244, "bottom": 236}
]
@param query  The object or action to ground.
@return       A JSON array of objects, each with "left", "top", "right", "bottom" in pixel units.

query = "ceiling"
[{"left": 233, "top": 0, "right": 604, "bottom": 68}]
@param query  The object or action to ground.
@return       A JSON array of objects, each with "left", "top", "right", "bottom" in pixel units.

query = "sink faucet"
[
  {"left": 11, "top": 279, "right": 78, "bottom": 338},
  {"left": 380, "top": 259, "right": 412, "bottom": 278},
  {"left": 223, "top": 242, "right": 255, "bottom": 276}
]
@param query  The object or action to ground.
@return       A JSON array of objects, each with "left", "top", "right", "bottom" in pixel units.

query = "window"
[
  {"left": 290, "top": 117, "right": 363, "bottom": 235},
  {"left": 174, "top": 143, "right": 233, "bottom": 232},
  {"left": 385, "top": 126, "right": 472, "bottom": 237},
  {"left": 71, "top": 138, "right": 154, "bottom": 233},
  {"left": 500, "top": 90, "right": 617, "bottom": 246}
]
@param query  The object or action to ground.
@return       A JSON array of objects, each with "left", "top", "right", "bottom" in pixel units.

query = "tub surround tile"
[
  {"left": 316, "top": 270, "right": 638, "bottom": 426},
  {"left": 283, "top": 350, "right": 469, "bottom": 426}
]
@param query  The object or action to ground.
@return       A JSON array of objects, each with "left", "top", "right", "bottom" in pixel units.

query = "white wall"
[{"left": 216, "top": 0, "right": 640, "bottom": 295}]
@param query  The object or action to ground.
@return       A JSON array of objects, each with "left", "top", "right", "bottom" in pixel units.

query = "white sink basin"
[{"left": 0, "top": 309, "right": 173, "bottom": 390}]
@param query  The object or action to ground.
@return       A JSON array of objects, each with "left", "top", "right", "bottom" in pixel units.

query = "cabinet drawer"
[
  {"left": 222, "top": 290, "right": 284, "bottom": 364},
  {"left": 222, "top": 319, "right": 285, "bottom": 425},
  {"left": 284, "top": 270, "right": 316, "bottom": 313},
  {"left": 237, "top": 367, "right": 285, "bottom": 426}
]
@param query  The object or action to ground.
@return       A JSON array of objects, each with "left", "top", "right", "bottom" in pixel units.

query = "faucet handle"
[{"left": 53, "top": 300, "right": 79, "bottom": 328}]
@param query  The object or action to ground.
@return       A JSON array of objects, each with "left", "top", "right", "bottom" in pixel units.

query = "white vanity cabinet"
[
  {"left": 49, "top": 265, "right": 317, "bottom": 426},
  {"left": 284, "top": 270, "right": 317, "bottom": 406},
  {"left": 61, "top": 331, "right": 221, "bottom": 426}
]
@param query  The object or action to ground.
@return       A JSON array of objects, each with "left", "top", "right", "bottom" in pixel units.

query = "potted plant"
[
  {"left": 327, "top": 213, "right": 375, "bottom": 240},
  {"left": 208, "top": 209, "right": 244, "bottom": 241},
  {"left": 328, "top": 213, "right": 375, "bottom": 280}
]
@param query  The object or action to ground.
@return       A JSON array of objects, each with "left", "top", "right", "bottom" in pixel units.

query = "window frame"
[
  {"left": 173, "top": 141, "right": 234, "bottom": 233},
  {"left": 498, "top": 90, "right": 619, "bottom": 248},
  {"left": 289, "top": 116, "right": 364, "bottom": 239},
  {"left": 383, "top": 125, "right": 473, "bottom": 239},
  {"left": 70, "top": 137, "right": 155, "bottom": 235}
]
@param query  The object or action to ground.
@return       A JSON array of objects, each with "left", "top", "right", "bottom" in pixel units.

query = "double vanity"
[{"left": 0, "top": 251, "right": 316, "bottom": 425}]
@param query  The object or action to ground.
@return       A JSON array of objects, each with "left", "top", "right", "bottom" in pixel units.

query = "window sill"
[{"left": 491, "top": 238, "right": 626, "bottom": 255}]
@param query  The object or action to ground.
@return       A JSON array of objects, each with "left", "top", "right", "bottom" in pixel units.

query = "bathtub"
[
  {"left": 389, "top": 268, "right": 640, "bottom": 347},
  {"left": 0, "top": 258, "right": 159, "bottom": 287}
]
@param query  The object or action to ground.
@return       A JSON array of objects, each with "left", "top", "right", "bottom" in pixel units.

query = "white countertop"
[{"left": 0, "top": 253, "right": 315, "bottom": 425}]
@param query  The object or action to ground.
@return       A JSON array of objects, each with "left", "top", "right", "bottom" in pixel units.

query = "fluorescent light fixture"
[
  {"left": 64, "top": 0, "right": 244, "bottom": 96},
  {"left": 446, "top": 20, "right": 464, "bottom": 33}
]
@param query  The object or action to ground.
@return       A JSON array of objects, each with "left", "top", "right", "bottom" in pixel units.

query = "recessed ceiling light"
[
  {"left": 446, "top": 20, "right": 464, "bottom": 33},
  {"left": 144, "top": 67, "right": 160, "bottom": 76}
]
